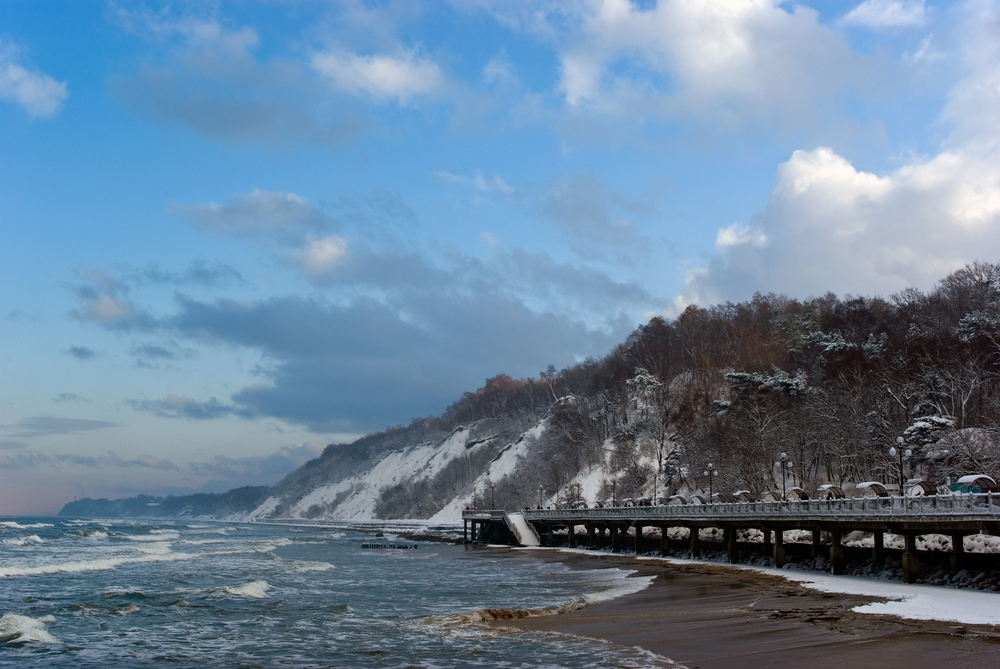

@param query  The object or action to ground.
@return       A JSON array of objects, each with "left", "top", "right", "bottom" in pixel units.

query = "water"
[{"left": 0, "top": 518, "right": 668, "bottom": 667}]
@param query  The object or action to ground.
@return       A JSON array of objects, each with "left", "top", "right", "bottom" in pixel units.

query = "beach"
[{"left": 480, "top": 547, "right": 1000, "bottom": 668}]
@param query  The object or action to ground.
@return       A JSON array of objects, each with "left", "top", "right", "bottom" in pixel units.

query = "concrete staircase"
[{"left": 503, "top": 512, "right": 541, "bottom": 546}]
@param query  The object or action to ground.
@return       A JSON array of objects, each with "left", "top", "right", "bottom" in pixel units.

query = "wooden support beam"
[
  {"left": 830, "top": 530, "right": 845, "bottom": 575},
  {"left": 773, "top": 528, "right": 786, "bottom": 568},
  {"left": 902, "top": 533, "right": 920, "bottom": 583},
  {"left": 951, "top": 533, "right": 965, "bottom": 571}
]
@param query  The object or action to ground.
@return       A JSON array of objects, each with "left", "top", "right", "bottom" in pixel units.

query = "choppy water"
[{"left": 0, "top": 518, "right": 667, "bottom": 667}]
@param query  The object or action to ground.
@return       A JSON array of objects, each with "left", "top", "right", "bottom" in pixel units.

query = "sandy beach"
[{"left": 476, "top": 546, "right": 1000, "bottom": 668}]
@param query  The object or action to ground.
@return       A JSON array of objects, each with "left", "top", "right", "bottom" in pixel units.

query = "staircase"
[{"left": 503, "top": 512, "right": 541, "bottom": 546}]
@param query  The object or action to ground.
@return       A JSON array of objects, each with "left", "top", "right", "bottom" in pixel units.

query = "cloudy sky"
[{"left": 3, "top": 0, "right": 999, "bottom": 514}]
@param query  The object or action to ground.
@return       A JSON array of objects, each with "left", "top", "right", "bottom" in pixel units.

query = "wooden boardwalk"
[{"left": 463, "top": 494, "right": 1000, "bottom": 583}]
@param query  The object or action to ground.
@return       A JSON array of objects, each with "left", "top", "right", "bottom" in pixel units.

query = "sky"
[{"left": 2, "top": 0, "right": 1000, "bottom": 515}]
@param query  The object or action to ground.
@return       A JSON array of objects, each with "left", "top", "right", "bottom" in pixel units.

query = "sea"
[{"left": 0, "top": 518, "right": 668, "bottom": 668}]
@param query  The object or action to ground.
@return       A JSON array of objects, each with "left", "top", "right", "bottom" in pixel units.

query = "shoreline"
[{"left": 477, "top": 546, "right": 1000, "bottom": 669}]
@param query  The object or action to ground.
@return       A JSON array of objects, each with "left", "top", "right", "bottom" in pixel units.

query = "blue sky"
[{"left": 3, "top": 0, "right": 999, "bottom": 515}]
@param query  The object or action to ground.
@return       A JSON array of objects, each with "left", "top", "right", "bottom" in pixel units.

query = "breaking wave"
[
  {"left": 221, "top": 580, "right": 269, "bottom": 598},
  {"left": 0, "top": 551, "right": 195, "bottom": 579},
  {"left": 427, "top": 570, "right": 653, "bottom": 628},
  {"left": 0, "top": 613, "right": 58, "bottom": 645},
  {"left": 126, "top": 531, "right": 180, "bottom": 542},
  {"left": 2, "top": 535, "right": 44, "bottom": 546},
  {"left": 74, "top": 529, "right": 108, "bottom": 538},
  {"left": 289, "top": 560, "right": 335, "bottom": 572},
  {"left": 0, "top": 522, "right": 53, "bottom": 530}
]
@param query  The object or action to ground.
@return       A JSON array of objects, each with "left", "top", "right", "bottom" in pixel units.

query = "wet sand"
[{"left": 477, "top": 547, "right": 1000, "bottom": 668}]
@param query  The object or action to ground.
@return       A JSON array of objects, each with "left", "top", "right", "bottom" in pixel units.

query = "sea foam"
[
  {"left": 0, "top": 522, "right": 53, "bottom": 530},
  {"left": 221, "top": 580, "right": 270, "bottom": 598},
  {"left": 2, "top": 535, "right": 44, "bottom": 546},
  {"left": 0, "top": 613, "right": 58, "bottom": 645},
  {"left": 0, "top": 551, "right": 195, "bottom": 579}
]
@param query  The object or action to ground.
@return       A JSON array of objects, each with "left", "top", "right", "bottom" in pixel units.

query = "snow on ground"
[
  {"left": 290, "top": 427, "right": 486, "bottom": 519},
  {"left": 534, "top": 546, "right": 1000, "bottom": 627},
  {"left": 430, "top": 419, "right": 549, "bottom": 523},
  {"left": 651, "top": 554, "right": 1000, "bottom": 626}
]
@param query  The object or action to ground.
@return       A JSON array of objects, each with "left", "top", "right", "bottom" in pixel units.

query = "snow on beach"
[{"left": 519, "top": 546, "right": 1000, "bottom": 627}]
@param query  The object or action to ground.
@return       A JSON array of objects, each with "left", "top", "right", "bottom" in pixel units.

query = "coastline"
[{"left": 478, "top": 546, "right": 1000, "bottom": 669}]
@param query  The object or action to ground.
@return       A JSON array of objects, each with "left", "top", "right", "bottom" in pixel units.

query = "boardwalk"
[{"left": 463, "top": 493, "right": 1000, "bottom": 583}]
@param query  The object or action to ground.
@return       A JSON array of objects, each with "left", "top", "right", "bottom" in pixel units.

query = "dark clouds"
[
  {"left": 6, "top": 416, "right": 118, "bottom": 438},
  {"left": 66, "top": 346, "right": 98, "bottom": 360},
  {"left": 129, "top": 261, "right": 245, "bottom": 287},
  {"left": 126, "top": 395, "right": 241, "bottom": 421}
]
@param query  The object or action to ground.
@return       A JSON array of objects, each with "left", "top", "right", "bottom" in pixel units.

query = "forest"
[{"left": 414, "top": 261, "right": 1000, "bottom": 511}]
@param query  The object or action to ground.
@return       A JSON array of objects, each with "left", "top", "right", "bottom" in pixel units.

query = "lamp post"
[
  {"left": 490, "top": 484, "right": 497, "bottom": 510},
  {"left": 612, "top": 480, "right": 617, "bottom": 506},
  {"left": 653, "top": 474, "right": 658, "bottom": 504},
  {"left": 472, "top": 484, "right": 477, "bottom": 510},
  {"left": 889, "top": 437, "right": 912, "bottom": 493},
  {"left": 538, "top": 485, "right": 544, "bottom": 508},
  {"left": 703, "top": 463, "right": 718, "bottom": 500},
  {"left": 779, "top": 452, "right": 790, "bottom": 500}
]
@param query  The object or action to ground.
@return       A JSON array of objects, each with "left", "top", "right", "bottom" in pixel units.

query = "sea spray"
[
  {"left": 0, "top": 614, "right": 58, "bottom": 645},
  {"left": 221, "top": 580, "right": 270, "bottom": 598}
]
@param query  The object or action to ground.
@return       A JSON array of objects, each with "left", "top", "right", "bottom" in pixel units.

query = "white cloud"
[
  {"left": 679, "top": 144, "right": 1000, "bottom": 308},
  {"left": 715, "top": 223, "right": 767, "bottom": 249},
  {"left": 0, "top": 41, "right": 68, "bottom": 117},
  {"left": 176, "top": 189, "right": 326, "bottom": 236},
  {"left": 673, "top": 0, "right": 1000, "bottom": 309},
  {"left": 550, "top": 0, "right": 863, "bottom": 127},
  {"left": 842, "top": 0, "right": 927, "bottom": 30},
  {"left": 434, "top": 170, "right": 521, "bottom": 199},
  {"left": 298, "top": 236, "right": 349, "bottom": 277},
  {"left": 312, "top": 48, "right": 444, "bottom": 104}
]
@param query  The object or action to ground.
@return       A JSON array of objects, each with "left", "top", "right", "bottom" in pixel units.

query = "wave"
[
  {"left": 427, "top": 569, "right": 654, "bottom": 628},
  {"left": 0, "top": 551, "right": 196, "bottom": 579},
  {"left": 289, "top": 560, "right": 335, "bottom": 572},
  {"left": 75, "top": 530, "right": 108, "bottom": 538},
  {"left": 115, "top": 603, "right": 140, "bottom": 615},
  {"left": 178, "top": 539, "right": 225, "bottom": 545},
  {"left": 133, "top": 542, "right": 173, "bottom": 555},
  {"left": 0, "top": 522, "right": 53, "bottom": 530},
  {"left": 221, "top": 580, "right": 269, "bottom": 598},
  {"left": 0, "top": 613, "right": 58, "bottom": 645},
  {"left": 2, "top": 535, "right": 44, "bottom": 546},
  {"left": 126, "top": 531, "right": 180, "bottom": 542}
]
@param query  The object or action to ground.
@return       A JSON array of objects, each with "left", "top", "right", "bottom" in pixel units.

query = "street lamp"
[
  {"left": 779, "top": 453, "right": 791, "bottom": 500},
  {"left": 702, "top": 463, "right": 719, "bottom": 500},
  {"left": 538, "top": 485, "right": 544, "bottom": 508},
  {"left": 472, "top": 484, "right": 477, "bottom": 510},
  {"left": 490, "top": 484, "right": 497, "bottom": 510},
  {"left": 889, "top": 437, "right": 912, "bottom": 493},
  {"left": 653, "top": 474, "right": 658, "bottom": 504}
]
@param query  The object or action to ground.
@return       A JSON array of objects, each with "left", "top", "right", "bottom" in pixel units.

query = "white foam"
[
  {"left": 289, "top": 560, "right": 335, "bottom": 572},
  {"left": 0, "top": 551, "right": 195, "bottom": 579},
  {"left": 0, "top": 522, "right": 53, "bottom": 529},
  {"left": 2, "top": 535, "right": 44, "bottom": 546},
  {"left": 179, "top": 539, "right": 224, "bottom": 545},
  {"left": 0, "top": 613, "right": 58, "bottom": 644},
  {"left": 221, "top": 580, "right": 269, "bottom": 598},
  {"left": 126, "top": 531, "right": 180, "bottom": 542},
  {"left": 579, "top": 569, "right": 654, "bottom": 606},
  {"left": 133, "top": 542, "right": 173, "bottom": 555},
  {"left": 74, "top": 530, "right": 108, "bottom": 538}
]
